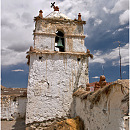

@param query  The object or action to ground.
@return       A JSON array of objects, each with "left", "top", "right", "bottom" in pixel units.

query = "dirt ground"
[{"left": 1, "top": 119, "right": 26, "bottom": 130}]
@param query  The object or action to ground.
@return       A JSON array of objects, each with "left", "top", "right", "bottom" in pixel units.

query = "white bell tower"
[{"left": 26, "top": 3, "right": 89, "bottom": 126}]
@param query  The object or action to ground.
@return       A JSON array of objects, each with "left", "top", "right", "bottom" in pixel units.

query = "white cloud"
[
  {"left": 91, "top": 58, "right": 105, "bottom": 64},
  {"left": 112, "top": 25, "right": 128, "bottom": 34},
  {"left": 110, "top": 0, "right": 128, "bottom": 14},
  {"left": 104, "top": 0, "right": 128, "bottom": 25},
  {"left": 123, "top": 71, "right": 126, "bottom": 74},
  {"left": 112, "top": 31, "right": 116, "bottom": 35},
  {"left": 121, "top": 56, "right": 129, "bottom": 66},
  {"left": 103, "top": 7, "right": 110, "bottom": 14},
  {"left": 90, "top": 44, "right": 129, "bottom": 66},
  {"left": 112, "top": 61, "right": 118, "bottom": 66},
  {"left": 2, "top": 48, "right": 27, "bottom": 66},
  {"left": 93, "top": 50, "right": 102, "bottom": 56},
  {"left": 1, "top": 0, "right": 128, "bottom": 66},
  {"left": 85, "top": 33, "right": 89, "bottom": 38},
  {"left": 92, "top": 76, "right": 100, "bottom": 79},
  {"left": 94, "top": 19, "right": 102, "bottom": 26},
  {"left": 125, "top": 26, "right": 129, "bottom": 29},
  {"left": 119, "top": 10, "right": 129, "bottom": 25},
  {"left": 106, "top": 30, "right": 111, "bottom": 33},
  {"left": 12, "top": 69, "right": 24, "bottom": 72},
  {"left": 118, "top": 28, "right": 124, "bottom": 32}
]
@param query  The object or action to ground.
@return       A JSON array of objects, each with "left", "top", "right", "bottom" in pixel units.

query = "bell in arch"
[{"left": 55, "top": 37, "right": 64, "bottom": 48}]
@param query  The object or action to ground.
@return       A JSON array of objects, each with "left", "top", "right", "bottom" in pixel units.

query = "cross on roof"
[{"left": 51, "top": 2, "right": 55, "bottom": 8}]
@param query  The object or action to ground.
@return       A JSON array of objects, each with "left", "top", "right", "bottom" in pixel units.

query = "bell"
[{"left": 55, "top": 38, "right": 64, "bottom": 48}]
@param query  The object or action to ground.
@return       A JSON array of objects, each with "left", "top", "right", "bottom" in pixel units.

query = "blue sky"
[{"left": 1, "top": 0, "right": 129, "bottom": 88}]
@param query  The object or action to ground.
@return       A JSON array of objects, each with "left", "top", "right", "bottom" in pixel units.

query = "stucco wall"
[
  {"left": 72, "top": 38, "right": 85, "bottom": 52},
  {"left": 34, "top": 20, "right": 85, "bottom": 52},
  {"left": 1, "top": 96, "right": 27, "bottom": 120},
  {"left": 34, "top": 35, "right": 55, "bottom": 51},
  {"left": 26, "top": 53, "right": 88, "bottom": 124},
  {"left": 74, "top": 84, "right": 127, "bottom": 130},
  {"left": 35, "top": 20, "right": 83, "bottom": 35}
]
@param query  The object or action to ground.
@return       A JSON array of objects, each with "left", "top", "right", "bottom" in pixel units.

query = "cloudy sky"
[{"left": 1, "top": 0, "right": 129, "bottom": 88}]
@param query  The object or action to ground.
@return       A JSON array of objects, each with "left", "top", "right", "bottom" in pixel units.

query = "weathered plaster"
[
  {"left": 34, "top": 35, "right": 55, "bottom": 51},
  {"left": 74, "top": 84, "right": 127, "bottom": 130},
  {"left": 26, "top": 10, "right": 88, "bottom": 125},
  {"left": 34, "top": 19, "right": 85, "bottom": 52},
  {"left": 26, "top": 53, "right": 88, "bottom": 124},
  {"left": 1, "top": 96, "right": 26, "bottom": 120}
]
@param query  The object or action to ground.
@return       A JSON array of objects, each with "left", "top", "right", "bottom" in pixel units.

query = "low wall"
[
  {"left": 1, "top": 96, "right": 27, "bottom": 120},
  {"left": 73, "top": 83, "right": 128, "bottom": 130}
]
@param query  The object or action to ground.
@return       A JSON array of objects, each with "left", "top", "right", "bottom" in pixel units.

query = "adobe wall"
[
  {"left": 26, "top": 53, "right": 89, "bottom": 124},
  {"left": 1, "top": 96, "right": 27, "bottom": 120},
  {"left": 34, "top": 20, "right": 85, "bottom": 52},
  {"left": 34, "top": 35, "right": 55, "bottom": 51},
  {"left": 35, "top": 20, "right": 84, "bottom": 35},
  {"left": 73, "top": 84, "right": 127, "bottom": 130}
]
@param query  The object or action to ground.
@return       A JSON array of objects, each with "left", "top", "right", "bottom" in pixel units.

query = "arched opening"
[{"left": 54, "top": 30, "right": 65, "bottom": 52}]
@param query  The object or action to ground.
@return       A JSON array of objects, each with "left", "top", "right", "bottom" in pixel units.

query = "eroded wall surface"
[
  {"left": 1, "top": 96, "right": 27, "bottom": 120},
  {"left": 26, "top": 53, "right": 88, "bottom": 124},
  {"left": 74, "top": 84, "right": 127, "bottom": 130},
  {"left": 34, "top": 20, "right": 86, "bottom": 52}
]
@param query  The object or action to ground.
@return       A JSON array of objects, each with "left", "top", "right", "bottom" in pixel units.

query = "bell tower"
[{"left": 26, "top": 3, "right": 89, "bottom": 126}]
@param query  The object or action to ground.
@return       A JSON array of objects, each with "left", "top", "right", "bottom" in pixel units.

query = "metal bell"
[{"left": 55, "top": 38, "right": 64, "bottom": 48}]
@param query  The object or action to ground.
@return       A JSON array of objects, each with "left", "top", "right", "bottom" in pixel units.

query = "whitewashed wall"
[
  {"left": 74, "top": 84, "right": 127, "bottom": 130},
  {"left": 34, "top": 20, "right": 86, "bottom": 52},
  {"left": 34, "top": 35, "right": 55, "bottom": 51},
  {"left": 72, "top": 38, "right": 85, "bottom": 52},
  {"left": 1, "top": 96, "right": 27, "bottom": 120},
  {"left": 18, "top": 97, "right": 27, "bottom": 118},
  {"left": 26, "top": 53, "right": 88, "bottom": 124}
]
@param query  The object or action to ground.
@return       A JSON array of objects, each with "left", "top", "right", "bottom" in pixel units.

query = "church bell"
[{"left": 56, "top": 37, "right": 64, "bottom": 48}]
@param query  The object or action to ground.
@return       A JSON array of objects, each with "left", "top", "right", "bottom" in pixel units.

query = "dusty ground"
[{"left": 1, "top": 119, "right": 26, "bottom": 130}]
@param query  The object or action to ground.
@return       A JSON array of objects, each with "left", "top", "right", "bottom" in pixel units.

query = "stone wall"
[
  {"left": 26, "top": 53, "right": 89, "bottom": 124},
  {"left": 1, "top": 96, "right": 27, "bottom": 120},
  {"left": 73, "top": 83, "right": 128, "bottom": 130}
]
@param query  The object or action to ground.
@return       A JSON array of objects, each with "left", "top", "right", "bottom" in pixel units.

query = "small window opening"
[
  {"left": 77, "top": 58, "right": 81, "bottom": 61},
  {"left": 55, "top": 30, "right": 65, "bottom": 52},
  {"left": 13, "top": 97, "right": 17, "bottom": 102},
  {"left": 39, "top": 56, "right": 42, "bottom": 60}
]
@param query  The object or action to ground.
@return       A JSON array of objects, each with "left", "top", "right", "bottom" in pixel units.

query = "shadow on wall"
[{"left": 12, "top": 119, "right": 26, "bottom": 130}]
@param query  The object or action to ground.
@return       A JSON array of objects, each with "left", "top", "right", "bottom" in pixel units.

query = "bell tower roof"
[{"left": 45, "top": 11, "right": 71, "bottom": 20}]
